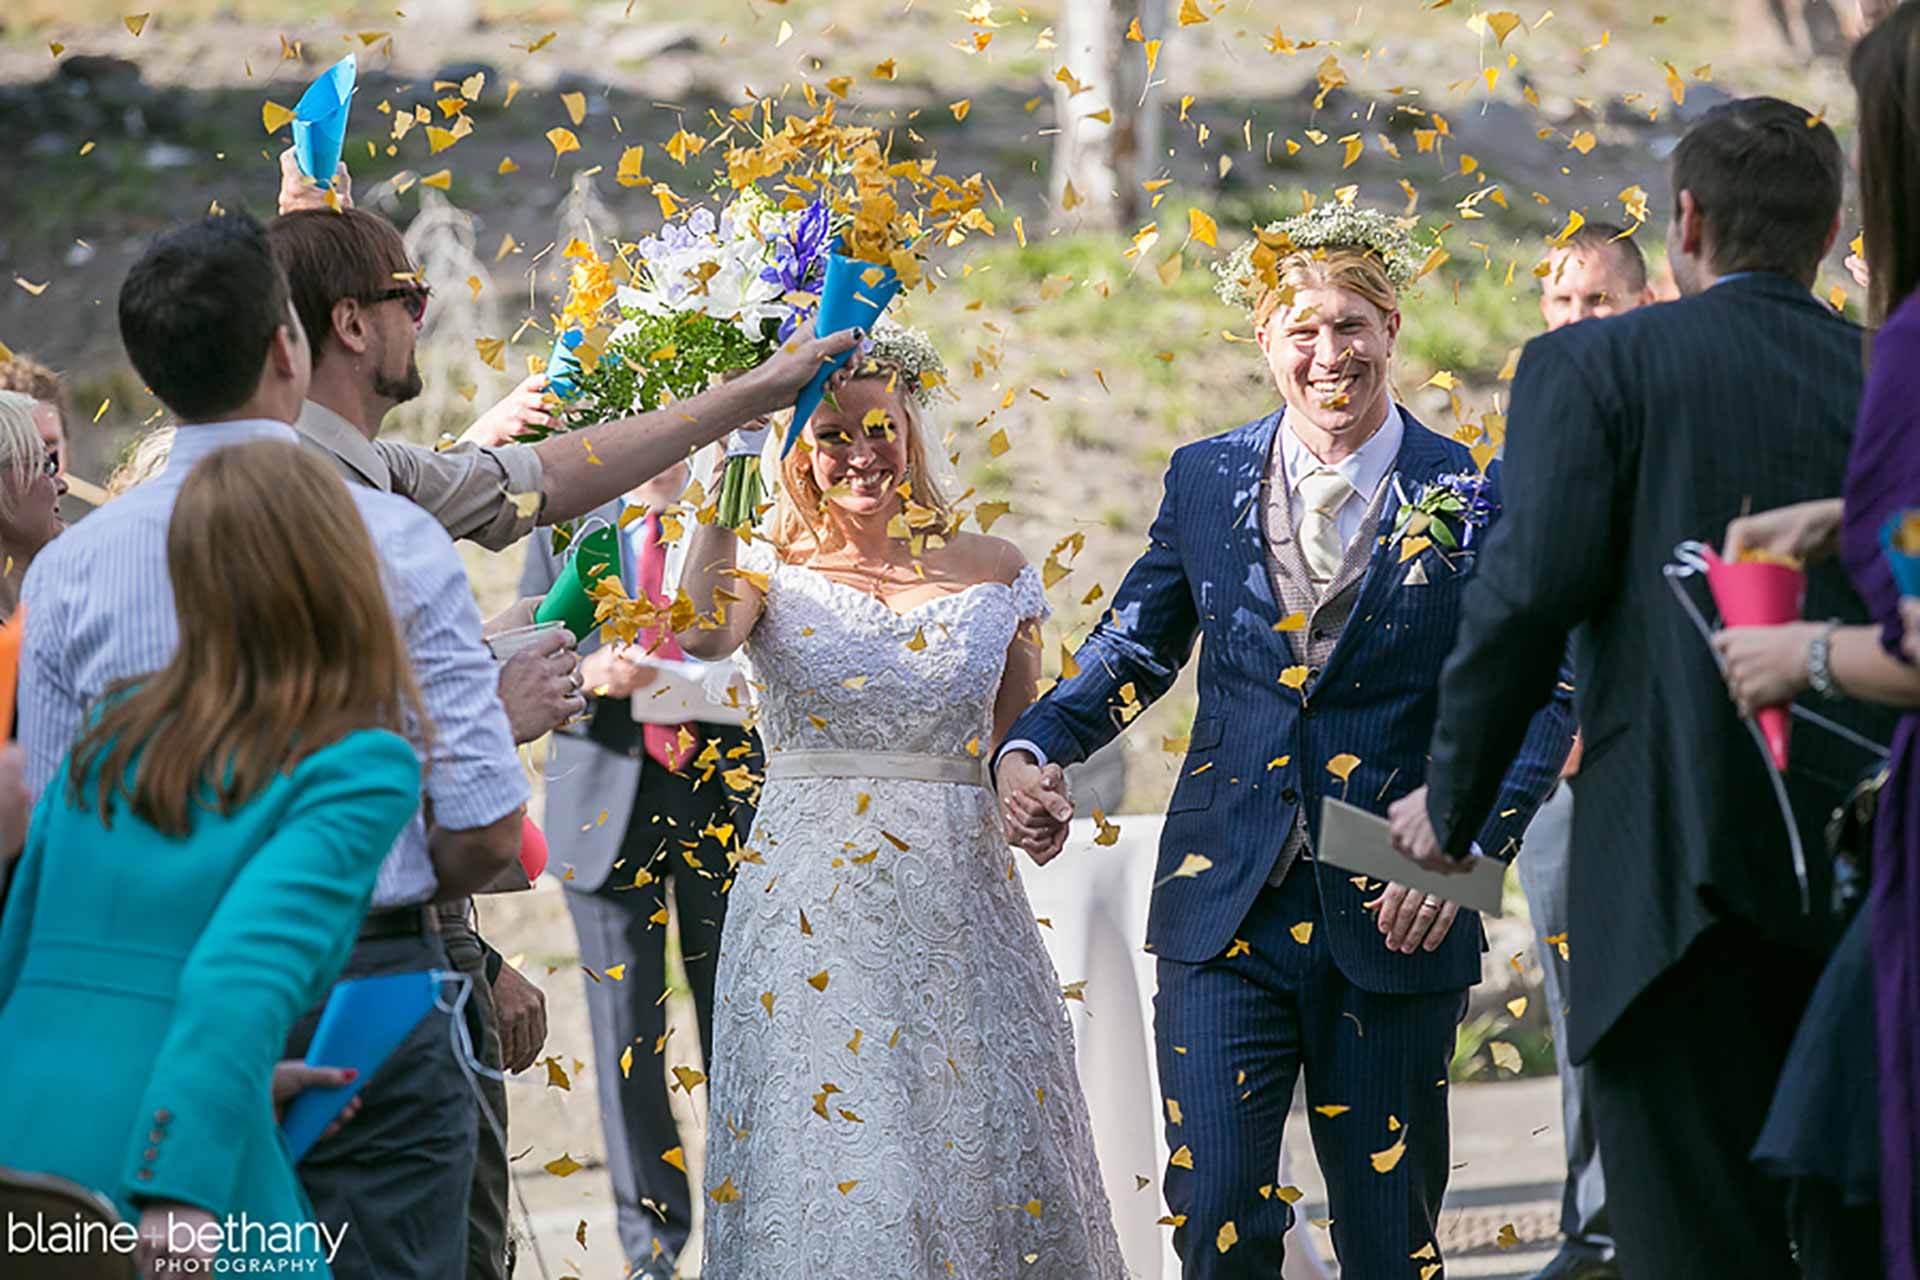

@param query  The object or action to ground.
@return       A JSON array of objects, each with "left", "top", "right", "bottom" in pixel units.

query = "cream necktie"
[{"left": 1296, "top": 466, "right": 1355, "bottom": 587}]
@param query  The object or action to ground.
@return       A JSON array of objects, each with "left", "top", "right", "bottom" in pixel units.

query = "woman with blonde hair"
[
  {"left": 0, "top": 389, "right": 67, "bottom": 620},
  {"left": 0, "top": 440, "right": 426, "bottom": 1278},
  {"left": 676, "top": 323, "right": 1124, "bottom": 1277}
]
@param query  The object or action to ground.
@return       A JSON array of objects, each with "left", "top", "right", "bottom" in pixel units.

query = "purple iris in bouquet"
[{"left": 759, "top": 200, "right": 834, "bottom": 343}]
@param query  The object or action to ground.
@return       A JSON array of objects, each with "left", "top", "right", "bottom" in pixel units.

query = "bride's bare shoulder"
[{"left": 936, "top": 531, "right": 1029, "bottom": 587}]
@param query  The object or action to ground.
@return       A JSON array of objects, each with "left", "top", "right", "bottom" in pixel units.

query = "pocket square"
[{"left": 1404, "top": 559, "right": 1430, "bottom": 587}]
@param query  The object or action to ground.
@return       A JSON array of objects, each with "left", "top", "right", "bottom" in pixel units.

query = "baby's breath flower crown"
[
  {"left": 849, "top": 323, "right": 953, "bottom": 406},
  {"left": 1213, "top": 204, "right": 1426, "bottom": 312}
]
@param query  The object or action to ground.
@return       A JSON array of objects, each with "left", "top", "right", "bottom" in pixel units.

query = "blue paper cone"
[
  {"left": 782, "top": 251, "right": 903, "bottom": 455},
  {"left": 545, "top": 327, "right": 587, "bottom": 402},
  {"left": 280, "top": 970, "right": 437, "bottom": 1163},
  {"left": 1882, "top": 514, "right": 1920, "bottom": 597},
  {"left": 292, "top": 54, "right": 357, "bottom": 191}
]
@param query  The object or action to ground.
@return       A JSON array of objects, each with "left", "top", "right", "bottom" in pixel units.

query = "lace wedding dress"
[{"left": 699, "top": 544, "right": 1127, "bottom": 1279}]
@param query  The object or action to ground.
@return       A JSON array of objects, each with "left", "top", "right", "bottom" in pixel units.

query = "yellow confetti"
[
  {"left": 14, "top": 279, "right": 47, "bottom": 298},
  {"left": 561, "top": 91, "right": 587, "bottom": 125},
  {"left": 475, "top": 337, "right": 506, "bottom": 370},
  {"left": 619, "top": 1046, "right": 633, "bottom": 1078},
  {"left": 1486, "top": 10, "right": 1523, "bottom": 42},
  {"left": 262, "top": 101, "right": 296, "bottom": 134},
  {"left": 124, "top": 13, "right": 150, "bottom": 37},
  {"left": 544, "top": 1153, "right": 583, "bottom": 1177},
  {"left": 420, "top": 170, "right": 453, "bottom": 190},
  {"left": 1188, "top": 207, "right": 1218, "bottom": 248},
  {"left": 1290, "top": 921, "right": 1314, "bottom": 944},
  {"left": 1169, "top": 1144, "right": 1194, "bottom": 1169},
  {"left": 1177, "top": 0, "right": 1209, "bottom": 24},
  {"left": 987, "top": 427, "right": 1011, "bottom": 457},
  {"left": 1166, "top": 1098, "right": 1184, "bottom": 1125},
  {"left": 1568, "top": 130, "right": 1597, "bottom": 155},
  {"left": 1314, "top": 1104, "right": 1350, "bottom": 1117},
  {"left": 1171, "top": 853, "right": 1214, "bottom": 878},
  {"left": 544, "top": 1057, "right": 572, "bottom": 1090},
  {"left": 709, "top": 1176, "right": 741, "bottom": 1204},
  {"left": 604, "top": 963, "right": 626, "bottom": 981},
  {"left": 547, "top": 127, "right": 581, "bottom": 156},
  {"left": 808, "top": 970, "right": 832, "bottom": 992},
  {"left": 1506, "top": 996, "right": 1528, "bottom": 1019},
  {"left": 872, "top": 58, "right": 898, "bottom": 80},
  {"left": 1496, "top": 1223, "right": 1521, "bottom": 1249},
  {"left": 1371, "top": 1132, "right": 1408, "bottom": 1173},
  {"left": 1489, "top": 1041, "right": 1523, "bottom": 1073},
  {"left": 838, "top": 1179, "right": 860, "bottom": 1194},
  {"left": 1325, "top": 753, "right": 1361, "bottom": 782},
  {"left": 951, "top": 99, "right": 972, "bottom": 121},
  {"left": 1217, "top": 1222, "right": 1239, "bottom": 1253},
  {"left": 1280, "top": 666, "right": 1310, "bottom": 691},
  {"left": 1277, "top": 1185, "right": 1304, "bottom": 1204}
]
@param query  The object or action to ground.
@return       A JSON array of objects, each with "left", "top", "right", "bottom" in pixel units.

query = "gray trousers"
[
  {"left": 1518, "top": 784, "right": 1613, "bottom": 1256},
  {"left": 440, "top": 905, "right": 511, "bottom": 1280},
  {"left": 287, "top": 928, "right": 478, "bottom": 1280}
]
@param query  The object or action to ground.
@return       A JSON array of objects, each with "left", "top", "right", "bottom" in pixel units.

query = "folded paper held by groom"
[
  {"left": 1317, "top": 798, "right": 1506, "bottom": 915},
  {"left": 1701, "top": 544, "right": 1805, "bottom": 771}
]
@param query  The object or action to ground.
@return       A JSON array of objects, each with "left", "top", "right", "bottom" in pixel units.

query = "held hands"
[
  {"left": 496, "top": 628, "right": 586, "bottom": 743},
  {"left": 1712, "top": 622, "right": 1819, "bottom": 717},
  {"left": 277, "top": 147, "right": 353, "bottom": 214},
  {"left": 1722, "top": 498, "right": 1845, "bottom": 567},
  {"left": 490, "top": 963, "right": 549, "bottom": 1073},
  {"left": 996, "top": 751, "right": 1073, "bottom": 865},
  {"left": 461, "top": 374, "right": 553, "bottom": 448}
]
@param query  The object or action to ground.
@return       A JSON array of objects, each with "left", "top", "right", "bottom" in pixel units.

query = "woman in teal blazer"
[{"left": 0, "top": 440, "right": 429, "bottom": 1277}]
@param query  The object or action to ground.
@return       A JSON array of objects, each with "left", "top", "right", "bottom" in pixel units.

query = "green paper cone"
[{"left": 535, "top": 525, "right": 622, "bottom": 638}]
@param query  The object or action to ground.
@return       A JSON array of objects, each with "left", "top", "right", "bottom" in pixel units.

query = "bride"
[{"left": 675, "top": 325, "right": 1126, "bottom": 1278}]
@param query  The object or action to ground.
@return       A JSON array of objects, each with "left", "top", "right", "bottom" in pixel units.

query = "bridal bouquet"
[{"left": 532, "top": 196, "right": 836, "bottom": 526}]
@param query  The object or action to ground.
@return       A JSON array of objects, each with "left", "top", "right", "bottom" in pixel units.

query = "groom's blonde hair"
[
  {"left": 769, "top": 366, "right": 956, "bottom": 560},
  {"left": 1254, "top": 247, "right": 1400, "bottom": 331}
]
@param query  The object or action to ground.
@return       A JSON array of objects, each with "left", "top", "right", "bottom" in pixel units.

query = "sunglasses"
[{"left": 360, "top": 284, "right": 432, "bottom": 327}]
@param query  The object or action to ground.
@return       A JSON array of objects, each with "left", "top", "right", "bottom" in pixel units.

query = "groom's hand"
[
  {"left": 997, "top": 751, "right": 1073, "bottom": 864},
  {"left": 1366, "top": 883, "right": 1460, "bottom": 954}
]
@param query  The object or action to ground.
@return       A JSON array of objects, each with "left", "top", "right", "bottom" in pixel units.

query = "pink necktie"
[{"left": 635, "top": 514, "right": 695, "bottom": 772}]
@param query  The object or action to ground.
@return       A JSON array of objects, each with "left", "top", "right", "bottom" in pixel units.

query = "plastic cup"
[{"left": 486, "top": 619, "right": 566, "bottom": 665}]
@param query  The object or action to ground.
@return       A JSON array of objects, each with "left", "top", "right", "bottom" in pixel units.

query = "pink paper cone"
[
  {"left": 1701, "top": 546, "right": 1806, "bottom": 770},
  {"left": 519, "top": 816, "right": 550, "bottom": 881}
]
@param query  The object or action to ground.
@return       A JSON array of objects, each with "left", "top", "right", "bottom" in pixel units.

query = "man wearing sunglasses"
[{"left": 270, "top": 163, "right": 858, "bottom": 1280}]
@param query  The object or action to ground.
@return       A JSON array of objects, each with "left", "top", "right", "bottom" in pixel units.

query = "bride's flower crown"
[
  {"left": 1214, "top": 204, "right": 1426, "bottom": 312},
  {"left": 848, "top": 323, "right": 953, "bottom": 406}
]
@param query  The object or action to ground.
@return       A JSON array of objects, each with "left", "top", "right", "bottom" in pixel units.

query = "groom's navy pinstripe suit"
[{"left": 1006, "top": 409, "right": 1573, "bottom": 1275}]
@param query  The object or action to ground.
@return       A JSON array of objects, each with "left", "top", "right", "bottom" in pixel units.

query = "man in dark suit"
[
  {"left": 998, "top": 240, "right": 1574, "bottom": 1275},
  {"left": 1391, "top": 97, "right": 1896, "bottom": 1277},
  {"left": 520, "top": 463, "right": 757, "bottom": 1280}
]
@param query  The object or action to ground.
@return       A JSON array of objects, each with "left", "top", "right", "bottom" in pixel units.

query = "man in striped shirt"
[{"left": 20, "top": 211, "right": 527, "bottom": 1280}]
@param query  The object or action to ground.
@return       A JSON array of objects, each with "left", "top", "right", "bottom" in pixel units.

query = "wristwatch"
[{"left": 1807, "top": 620, "right": 1842, "bottom": 701}]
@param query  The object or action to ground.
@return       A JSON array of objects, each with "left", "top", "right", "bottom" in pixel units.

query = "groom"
[{"left": 997, "top": 239, "right": 1573, "bottom": 1275}]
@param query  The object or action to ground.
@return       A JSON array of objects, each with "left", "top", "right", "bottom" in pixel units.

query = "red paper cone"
[
  {"left": 519, "top": 816, "right": 550, "bottom": 882},
  {"left": 1701, "top": 546, "right": 1806, "bottom": 770}
]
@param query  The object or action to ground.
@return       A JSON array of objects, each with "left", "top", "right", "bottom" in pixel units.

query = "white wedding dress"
[{"left": 700, "top": 543, "right": 1127, "bottom": 1279}]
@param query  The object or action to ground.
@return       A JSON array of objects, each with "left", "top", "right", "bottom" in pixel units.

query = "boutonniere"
[{"left": 1388, "top": 471, "right": 1497, "bottom": 563}]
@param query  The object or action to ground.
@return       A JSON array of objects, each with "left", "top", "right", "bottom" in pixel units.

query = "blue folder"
[{"left": 281, "top": 970, "right": 438, "bottom": 1163}]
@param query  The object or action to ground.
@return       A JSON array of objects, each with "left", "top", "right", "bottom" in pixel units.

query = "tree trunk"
[{"left": 1049, "top": 0, "right": 1124, "bottom": 230}]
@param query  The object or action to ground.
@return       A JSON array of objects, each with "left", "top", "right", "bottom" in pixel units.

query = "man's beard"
[{"left": 374, "top": 356, "right": 424, "bottom": 405}]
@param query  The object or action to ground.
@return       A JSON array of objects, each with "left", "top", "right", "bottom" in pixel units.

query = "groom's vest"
[{"left": 1260, "top": 433, "right": 1397, "bottom": 889}]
